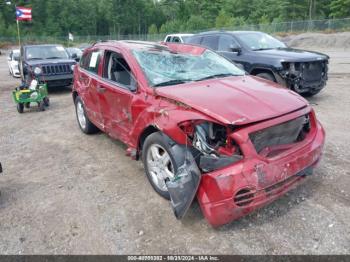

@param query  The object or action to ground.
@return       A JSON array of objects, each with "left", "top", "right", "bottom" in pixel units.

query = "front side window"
[
  {"left": 235, "top": 32, "right": 286, "bottom": 50},
  {"left": 133, "top": 48, "right": 245, "bottom": 87},
  {"left": 218, "top": 35, "right": 239, "bottom": 52},
  {"left": 103, "top": 51, "right": 136, "bottom": 90},
  {"left": 25, "top": 45, "right": 69, "bottom": 60},
  {"left": 172, "top": 37, "right": 181, "bottom": 43}
]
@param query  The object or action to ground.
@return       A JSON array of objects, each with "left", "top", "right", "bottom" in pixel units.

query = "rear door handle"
[{"left": 96, "top": 85, "right": 106, "bottom": 93}]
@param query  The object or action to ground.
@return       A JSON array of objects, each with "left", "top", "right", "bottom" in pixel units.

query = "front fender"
[{"left": 130, "top": 98, "right": 219, "bottom": 148}]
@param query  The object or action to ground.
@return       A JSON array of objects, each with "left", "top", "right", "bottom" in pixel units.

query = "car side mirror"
[
  {"left": 230, "top": 45, "right": 241, "bottom": 53},
  {"left": 71, "top": 53, "right": 77, "bottom": 59}
]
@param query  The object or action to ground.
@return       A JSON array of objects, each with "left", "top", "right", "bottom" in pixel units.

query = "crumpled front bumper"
[{"left": 196, "top": 108, "right": 325, "bottom": 227}]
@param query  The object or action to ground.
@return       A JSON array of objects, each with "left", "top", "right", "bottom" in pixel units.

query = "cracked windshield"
[{"left": 133, "top": 49, "right": 245, "bottom": 87}]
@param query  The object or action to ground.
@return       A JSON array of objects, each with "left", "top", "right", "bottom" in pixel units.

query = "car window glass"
[
  {"left": 188, "top": 36, "right": 202, "bottom": 45},
  {"left": 25, "top": 45, "right": 69, "bottom": 60},
  {"left": 166, "top": 36, "right": 171, "bottom": 42},
  {"left": 13, "top": 52, "right": 20, "bottom": 61},
  {"left": 103, "top": 51, "right": 136, "bottom": 90},
  {"left": 172, "top": 37, "right": 181, "bottom": 43},
  {"left": 201, "top": 36, "right": 219, "bottom": 50},
  {"left": 218, "top": 35, "right": 239, "bottom": 51},
  {"left": 81, "top": 50, "right": 101, "bottom": 74}
]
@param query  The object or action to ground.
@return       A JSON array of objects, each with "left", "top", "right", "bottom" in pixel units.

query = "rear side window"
[
  {"left": 188, "top": 36, "right": 202, "bottom": 45},
  {"left": 201, "top": 35, "right": 219, "bottom": 50},
  {"left": 80, "top": 50, "right": 101, "bottom": 74}
]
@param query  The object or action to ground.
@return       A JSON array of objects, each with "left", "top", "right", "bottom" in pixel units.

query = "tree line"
[{"left": 0, "top": 0, "right": 350, "bottom": 37}]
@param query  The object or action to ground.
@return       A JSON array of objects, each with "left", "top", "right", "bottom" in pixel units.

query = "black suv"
[
  {"left": 20, "top": 44, "right": 77, "bottom": 87},
  {"left": 187, "top": 31, "right": 329, "bottom": 96}
]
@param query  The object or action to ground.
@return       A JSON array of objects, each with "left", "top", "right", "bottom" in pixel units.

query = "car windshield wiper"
[
  {"left": 46, "top": 56, "right": 62, "bottom": 59},
  {"left": 153, "top": 79, "right": 192, "bottom": 87},
  {"left": 252, "top": 47, "right": 275, "bottom": 51},
  {"left": 196, "top": 73, "right": 237, "bottom": 81},
  {"left": 28, "top": 57, "right": 43, "bottom": 60}
]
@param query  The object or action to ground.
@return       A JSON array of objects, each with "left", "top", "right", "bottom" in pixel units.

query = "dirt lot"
[{"left": 0, "top": 45, "right": 350, "bottom": 255}]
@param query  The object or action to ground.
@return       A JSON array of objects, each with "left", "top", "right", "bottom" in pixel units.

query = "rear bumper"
[{"left": 197, "top": 110, "right": 325, "bottom": 227}]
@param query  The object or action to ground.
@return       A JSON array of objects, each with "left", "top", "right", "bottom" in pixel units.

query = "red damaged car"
[{"left": 72, "top": 41, "right": 325, "bottom": 227}]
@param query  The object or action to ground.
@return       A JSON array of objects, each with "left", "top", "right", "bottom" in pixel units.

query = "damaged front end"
[
  {"left": 166, "top": 107, "right": 324, "bottom": 227},
  {"left": 180, "top": 120, "right": 243, "bottom": 173},
  {"left": 279, "top": 60, "right": 328, "bottom": 94},
  {"left": 165, "top": 120, "right": 243, "bottom": 219}
]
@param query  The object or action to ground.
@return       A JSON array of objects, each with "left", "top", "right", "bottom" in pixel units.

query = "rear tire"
[
  {"left": 39, "top": 101, "right": 45, "bottom": 111},
  {"left": 256, "top": 72, "right": 276, "bottom": 82},
  {"left": 43, "top": 97, "right": 50, "bottom": 107},
  {"left": 74, "top": 96, "right": 99, "bottom": 134},
  {"left": 17, "top": 103, "right": 24, "bottom": 113}
]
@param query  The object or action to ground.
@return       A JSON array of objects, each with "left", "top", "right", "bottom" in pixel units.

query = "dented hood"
[{"left": 156, "top": 76, "right": 307, "bottom": 125}]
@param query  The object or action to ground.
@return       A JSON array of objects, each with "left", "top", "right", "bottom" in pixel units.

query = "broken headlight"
[{"left": 179, "top": 121, "right": 243, "bottom": 172}]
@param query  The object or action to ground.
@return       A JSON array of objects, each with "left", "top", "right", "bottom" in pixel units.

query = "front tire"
[
  {"left": 142, "top": 132, "right": 190, "bottom": 200},
  {"left": 74, "top": 96, "right": 99, "bottom": 134},
  {"left": 303, "top": 89, "right": 321, "bottom": 97},
  {"left": 17, "top": 103, "right": 24, "bottom": 113}
]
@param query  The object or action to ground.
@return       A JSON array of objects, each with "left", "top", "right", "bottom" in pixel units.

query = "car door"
[
  {"left": 76, "top": 49, "right": 104, "bottom": 129},
  {"left": 97, "top": 48, "right": 136, "bottom": 142},
  {"left": 201, "top": 35, "right": 219, "bottom": 50},
  {"left": 217, "top": 34, "right": 249, "bottom": 70}
]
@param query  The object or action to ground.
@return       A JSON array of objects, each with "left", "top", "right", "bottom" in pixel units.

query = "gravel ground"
[{"left": 0, "top": 47, "right": 349, "bottom": 255}]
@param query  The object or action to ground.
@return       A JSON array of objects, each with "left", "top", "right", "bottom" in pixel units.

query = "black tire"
[
  {"left": 303, "top": 89, "right": 321, "bottom": 97},
  {"left": 24, "top": 102, "right": 30, "bottom": 108},
  {"left": 142, "top": 132, "right": 193, "bottom": 200},
  {"left": 38, "top": 101, "right": 45, "bottom": 111},
  {"left": 256, "top": 72, "right": 276, "bottom": 82},
  {"left": 43, "top": 97, "right": 50, "bottom": 107},
  {"left": 74, "top": 96, "right": 99, "bottom": 134},
  {"left": 17, "top": 103, "right": 24, "bottom": 113}
]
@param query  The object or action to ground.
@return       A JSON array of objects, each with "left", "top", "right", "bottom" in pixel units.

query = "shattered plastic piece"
[{"left": 166, "top": 155, "right": 201, "bottom": 219}]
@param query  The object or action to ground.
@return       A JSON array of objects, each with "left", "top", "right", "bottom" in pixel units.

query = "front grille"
[
  {"left": 301, "top": 61, "right": 324, "bottom": 82},
  {"left": 249, "top": 115, "right": 310, "bottom": 154},
  {"left": 42, "top": 64, "right": 71, "bottom": 75}
]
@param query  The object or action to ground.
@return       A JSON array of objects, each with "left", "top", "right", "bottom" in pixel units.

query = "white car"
[
  {"left": 163, "top": 34, "right": 193, "bottom": 43},
  {"left": 7, "top": 49, "right": 20, "bottom": 78}
]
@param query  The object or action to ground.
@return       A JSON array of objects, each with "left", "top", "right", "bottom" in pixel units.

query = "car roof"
[
  {"left": 195, "top": 30, "right": 264, "bottom": 36},
  {"left": 93, "top": 40, "right": 169, "bottom": 50},
  {"left": 23, "top": 44, "right": 64, "bottom": 48},
  {"left": 166, "top": 33, "right": 193, "bottom": 37},
  {"left": 92, "top": 40, "right": 207, "bottom": 55}
]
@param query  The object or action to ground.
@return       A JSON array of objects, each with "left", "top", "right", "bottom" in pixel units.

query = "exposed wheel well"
[
  {"left": 138, "top": 125, "right": 160, "bottom": 153},
  {"left": 250, "top": 68, "right": 276, "bottom": 80},
  {"left": 72, "top": 91, "right": 78, "bottom": 103}
]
